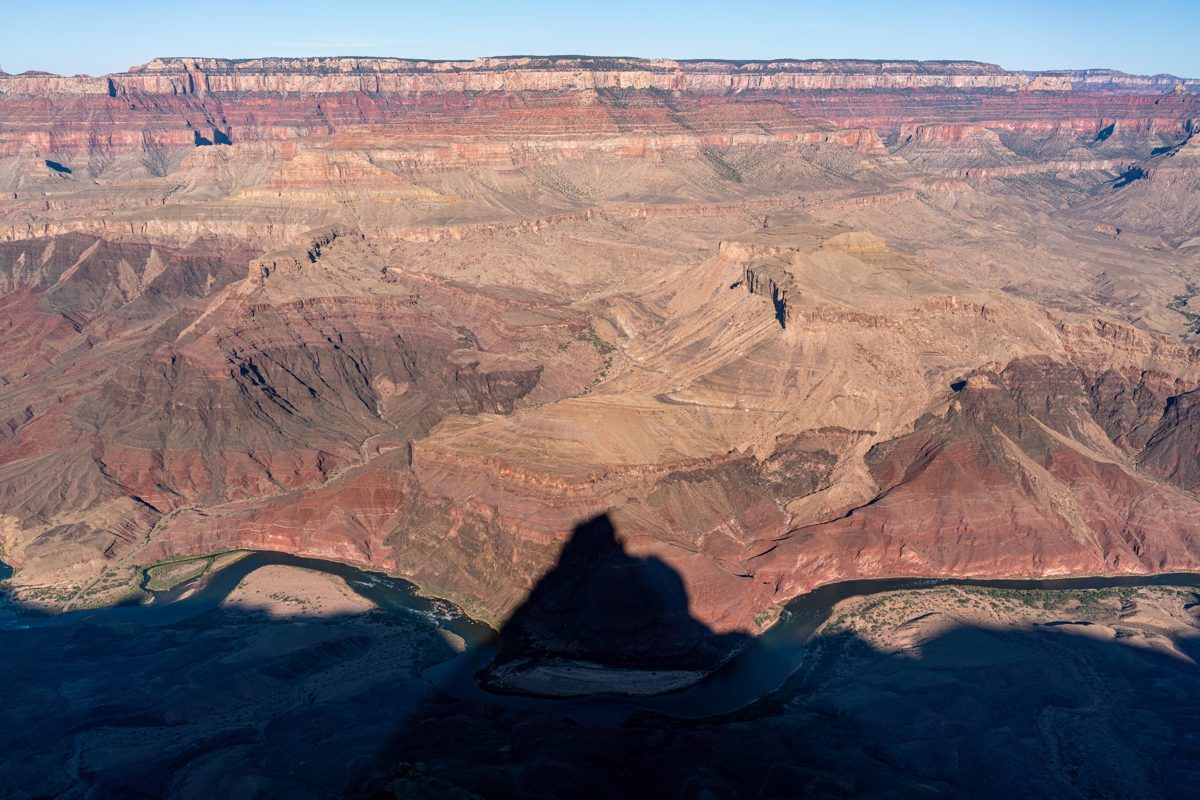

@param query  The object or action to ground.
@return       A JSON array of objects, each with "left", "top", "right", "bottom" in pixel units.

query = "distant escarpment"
[
  {"left": 4, "top": 56, "right": 1197, "bottom": 97},
  {"left": 0, "top": 56, "right": 1197, "bottom": 163}
]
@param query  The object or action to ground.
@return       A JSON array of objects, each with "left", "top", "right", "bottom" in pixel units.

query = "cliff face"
[
  {"left": 1, "top": 56, "right": 1194, "bottom": 255},
  {"left": 1, "top": 56, "right": 1196, "bottom": 161},
  {"left": 4, "top": 56, "right": 1197, "bottom": 96},
  {"left": 2, "top": 55, "right": 1200, "bottom": 653}
]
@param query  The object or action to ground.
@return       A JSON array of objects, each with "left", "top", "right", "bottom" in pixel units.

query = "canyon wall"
[
  {"left": 1, "top": 57, "right": 1197, "bottom": 160},
  {"left": 2, "top": 55, "right": 1200, "bottom": 663}
]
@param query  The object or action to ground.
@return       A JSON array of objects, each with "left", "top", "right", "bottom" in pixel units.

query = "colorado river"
[{"left": 4, "top": 553, "right": 1200, "bottom": 722}]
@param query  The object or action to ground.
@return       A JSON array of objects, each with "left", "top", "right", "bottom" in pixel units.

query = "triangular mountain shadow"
[{"left": 485, "top": 514, "right": 749, "bottom": 681}]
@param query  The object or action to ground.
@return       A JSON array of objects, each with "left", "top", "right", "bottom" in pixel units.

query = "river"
[{"left": 4, "top": 552, "right": 1200, "bottom": 722}]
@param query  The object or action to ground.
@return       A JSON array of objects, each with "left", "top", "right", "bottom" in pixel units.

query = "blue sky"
[{"left": 2, "top": 0, "right": 1197, "bottom": 78}]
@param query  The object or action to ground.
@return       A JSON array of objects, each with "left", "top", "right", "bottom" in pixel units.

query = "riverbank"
[
  {"left": 143, "top": 550, "right": 250, "bottom": 592},
  {"left": 0, "top": 562, "right": 465, "bottom": 799},
  {"left": 816, "top": 582, "right": 1200, "bottom": 661},
  {"left": 7, "top": 549, "right": 1200, "bottom": 798},
  {"left": 222, "top": 564, "right": 379, "bottom": 617},
  {"left": 397, "top": 577, "right": 1200, "bottom": 799},
  {"left": 9, "top": 548, "right": 1200, "bottom": 718}
]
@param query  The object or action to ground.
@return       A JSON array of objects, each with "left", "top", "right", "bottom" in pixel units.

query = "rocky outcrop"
[
  {"left": 756, "top": 356, "right": 1200, "bottom": 602},
  {"left": 741, "top": 261, "right": 796, "bottom": 328},
  {"left": 735, "top": 230, "right": 890, "bottom": 328},
  {"left": 1139, "top": 388, "right": 1200, "bottom": 490}
]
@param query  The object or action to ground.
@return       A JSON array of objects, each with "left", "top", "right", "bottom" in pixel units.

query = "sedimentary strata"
[{"left": 1, "top": 56, "right": 1199, "bottom": 665}]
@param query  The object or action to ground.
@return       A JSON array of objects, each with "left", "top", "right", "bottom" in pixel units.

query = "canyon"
[{"left": 1, "top": 55, "right": 1200, "bottom": 676}]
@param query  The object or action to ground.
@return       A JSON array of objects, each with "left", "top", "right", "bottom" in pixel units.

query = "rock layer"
[{"left": 1, "top": 56, "right": 1200, "bottom": 664}]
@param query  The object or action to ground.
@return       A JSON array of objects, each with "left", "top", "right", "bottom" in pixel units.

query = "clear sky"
[{"left": 2, "top": 0, "right": 1197, "bottom": 79}]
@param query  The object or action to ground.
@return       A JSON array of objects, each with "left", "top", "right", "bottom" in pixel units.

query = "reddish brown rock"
[{"left": 2, "top": 56, "right": 1200, "bottom": 658}]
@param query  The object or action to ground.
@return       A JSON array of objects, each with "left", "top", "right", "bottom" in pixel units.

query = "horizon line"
[{"left": 1, "top": 54, "right": 1195, "bottom": 82}]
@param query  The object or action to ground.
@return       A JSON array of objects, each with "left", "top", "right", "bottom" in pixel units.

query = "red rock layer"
[
  {"left": 2, "top": 56, "right": 1200, "bottom": 662},
  {"left": 1, "top": 57, "right": 1196, "bottom": 158}
]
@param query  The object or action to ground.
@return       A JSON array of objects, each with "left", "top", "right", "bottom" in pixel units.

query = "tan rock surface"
[{"left": 2, "top": 56, "right": 1200, "bottom": 656}]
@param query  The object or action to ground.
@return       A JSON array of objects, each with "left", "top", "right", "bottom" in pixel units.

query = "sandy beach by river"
[{"left": 222, "top": 565, "right": 378, "bottom": 617}]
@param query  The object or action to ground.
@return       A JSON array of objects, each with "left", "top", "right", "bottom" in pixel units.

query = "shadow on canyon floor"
[
  {"left": 383, "top": 613, "right": 1200, "bottom": 799},
  {"left": 0, "top": 601, "right": 463, "bottom": 798},
  {"left": 0, "top": 552, "right": 474, "bottom": 799},
  {"left": 488, "top": 514, "right": 750, "bottom": 675},
  {"left": 378, "top": 519, "right": 1200, "bottom": 799},
  {"left": 4, "top": 533, "right": 1200, "bottom": 799}
]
